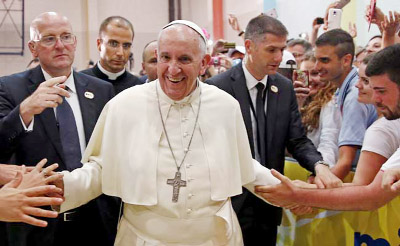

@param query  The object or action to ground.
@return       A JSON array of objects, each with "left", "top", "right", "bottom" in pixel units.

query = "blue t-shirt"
[{"left": 336, "top": 67, "right": 377, "bottom": 147}]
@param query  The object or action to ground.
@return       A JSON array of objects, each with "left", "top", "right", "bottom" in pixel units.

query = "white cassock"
[{"left": 60, "top": 80, "right": 280, "bottom": 246}]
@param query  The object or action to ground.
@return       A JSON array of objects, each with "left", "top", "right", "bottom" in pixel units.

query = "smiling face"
[
  {"left": 355, "top": 63, "right": 374, "bottom": 104},
  {"left": 28, "top": 13, "right": 76, "bottom": 77},
  {"left": 300, "top": 60, "right": 324, "bottom": 96},
  {"left": 370, "top": 73, "right": 400, "bottom": 120},
  {"left": 315, "top": 45, "right": 351, "bottom": 86},
  {"left": 157, "top": 25, "right": 210, "bottom": 101},
  {"left": 245, "top": 33, "right": 287, "bottom": 80}
]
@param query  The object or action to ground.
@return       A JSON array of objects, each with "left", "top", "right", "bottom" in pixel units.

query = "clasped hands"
[
  {"left": 255, "top": 168, "right": 342, "bottom": 216},
  {"left": 0, "top": 159, "right": 65, "bottom": 227}
]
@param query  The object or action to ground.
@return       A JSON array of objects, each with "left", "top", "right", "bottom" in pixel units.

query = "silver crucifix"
[{"left": 167, "top": 171, "right": 187, "bottom": 203}]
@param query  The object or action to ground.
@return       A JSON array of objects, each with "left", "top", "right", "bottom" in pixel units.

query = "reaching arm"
[
  {"left": 256, "top": 169, "right": 398, "bottom": 211},
  {"left": 330, "top": 145, "right": 358, "bottom": 180},
  {"left": 381, "top": 11, "right": 400, "bottom": 48},
  {"left": 351, "top": 151, "right": 387, "bottom": 186}
]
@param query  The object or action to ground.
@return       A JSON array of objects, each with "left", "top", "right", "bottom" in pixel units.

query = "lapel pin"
[
  {"left": 84, "top": 91, "right": 94, "bottom": 99},
  {"left": 271, "top": 85, "right": 278, "bottom": 93}
]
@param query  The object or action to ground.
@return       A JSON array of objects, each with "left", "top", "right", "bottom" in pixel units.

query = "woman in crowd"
[{"left": 296, "top": 52, "right": 340, "bottom": 167}]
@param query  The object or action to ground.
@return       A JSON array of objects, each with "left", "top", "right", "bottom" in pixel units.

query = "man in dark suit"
[
  {"left": 0, "top": 12, "right": 117, "bottom": 246},
  {"left": 81, "top": 16, "right": 142, "bottom": 94},
  {"left": 206, "top": 15, "right": 341, "bottom": 246}
]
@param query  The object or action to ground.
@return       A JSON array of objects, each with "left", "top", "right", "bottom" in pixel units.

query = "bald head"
[
  {"left": 142, "top": 40, "right": 158, "bottom": 81},
  {"left": 30, "top": 12, "right": 72, "bottom": 41},
  {"left": 28, "top": 12, "right": 76, "bottom": 77}
]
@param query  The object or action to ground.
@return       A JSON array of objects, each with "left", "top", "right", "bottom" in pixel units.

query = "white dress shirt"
[
  {"left": 242, "top": 61, "right": 268, "bottom": 162},
  {"left": 43, "top": 69, "right": 86, "bottom": 156}
]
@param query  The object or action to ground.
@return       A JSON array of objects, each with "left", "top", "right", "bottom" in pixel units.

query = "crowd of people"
[{"left": 0, "top": 1, "right": 400, "bottom": 246}]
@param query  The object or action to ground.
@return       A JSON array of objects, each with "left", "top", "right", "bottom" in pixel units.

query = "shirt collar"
[
  {"left": 156, "top": 79, "right": 201, "bottom": 105},
  {"left": 242, "top": 60, "right": 268, "bottom": 91},
  {"left": 97, "top": 61, "right": 125, "bottom": 80},
  {"left": 41, "top": 68, "right": 76, "bottom": 93},
  {"left": 336, "top": 66, "right": 358, "bottom": 108}
]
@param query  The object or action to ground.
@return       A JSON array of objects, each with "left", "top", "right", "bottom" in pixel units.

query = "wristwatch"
[
  {"left": 314, "top": 160, "right": 330, "bottom": 168},
  {"left": 238, "top": 30, "right": 245, "bottom": 37}
]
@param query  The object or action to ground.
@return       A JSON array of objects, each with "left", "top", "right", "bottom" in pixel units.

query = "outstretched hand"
[
  {"left": 0, "top": 172, "right": 63, "bottom": 227},
  {"left": 255, "top": 169, "right": 299, "bottom": 208},
  {"left": 18, "top": 158, "right": 63, "bottom": 190},
  {"left": 228, "top": 14, "right": 241, "bottom": 33}
]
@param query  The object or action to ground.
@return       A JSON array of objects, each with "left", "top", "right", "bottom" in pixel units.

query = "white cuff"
[{"left": 19, "top": 114, "right": 34, "bottom": 132}]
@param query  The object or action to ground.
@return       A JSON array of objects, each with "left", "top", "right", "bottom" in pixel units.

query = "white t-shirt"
[
  {"left": 362, "top": 118, "right": 400, "bottom": 159},
  {"left": 381, "top": 147, "right": 400, "bottom": 171}
]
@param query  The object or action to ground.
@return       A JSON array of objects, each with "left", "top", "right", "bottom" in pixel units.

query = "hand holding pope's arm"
[
  {"left": 255, "top": 169, "right": 301, "bottom": 208},
  {"left": 313, "top": 163, "right": 342, "bottom": 189}
]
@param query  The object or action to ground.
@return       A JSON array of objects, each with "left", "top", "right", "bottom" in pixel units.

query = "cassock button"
[
  {"left": 187, "top": 208, "right": 192, "bottom": 213},
  {"left": 188, "top": 193, "right": 194, "bottom": 199}
]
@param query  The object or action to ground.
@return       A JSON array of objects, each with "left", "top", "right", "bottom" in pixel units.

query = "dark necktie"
[
  {"left": 57, "top": 91, "right": 82, "bottom": 171},
  {"left": 256, "top": 83, "right": 266, "bottom": 165}
]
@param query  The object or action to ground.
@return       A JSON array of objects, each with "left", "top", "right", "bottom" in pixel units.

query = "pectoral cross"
[{"left": 167, "top": 171, "right": 187, "bottom": 203}]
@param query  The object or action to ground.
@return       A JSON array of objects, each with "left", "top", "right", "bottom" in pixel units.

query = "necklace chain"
[{"left": 156, "top": 82, "right": 202, "bottom": 172}]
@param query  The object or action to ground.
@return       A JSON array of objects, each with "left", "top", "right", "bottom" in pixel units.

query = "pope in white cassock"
[{"left": 58, "top": 20, "right": 281, "bottom": 245}]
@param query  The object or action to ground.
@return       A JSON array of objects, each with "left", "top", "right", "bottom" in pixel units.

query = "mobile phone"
[
  {"left": 327, "top": 8, "right": 342, "bottom": 30},
  {"left": 316, "top": 17, "right": 324, "bottom": 25},
  {"left": 293, "top": 70, "right": 309, "bottom": 87},
  {"left": 223, "top": 42, "right": 236, "bottom": 49},
  {"left": 208, "top": 57, "right": 221, "bottom": 66}
]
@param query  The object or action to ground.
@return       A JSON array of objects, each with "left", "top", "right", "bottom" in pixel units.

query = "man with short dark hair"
[
  {"left": 286, "top": 38, "right": 312, "bottom": 65},
  {"left": 256, "top": 44, "right": 400, "bottom": 211},
  {"left": 314, "top": 29, "right": 377, "bottom": 180},
  {"left": 141, "top": 40, "right": 158, "bottom": 83},
  {"left": 81, "top": 16, "right": 142, "bottom": 94},
  {"left": 207, "top": 15, "right": 340, "bottom": 246}
]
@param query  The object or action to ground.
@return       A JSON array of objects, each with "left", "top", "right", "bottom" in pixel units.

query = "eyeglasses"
[
  {"left": 33, "top": 33, "right": 76, "bottom": 47},
  {"left": 102, "top": 39, "right": 132, "bottom": 50}
]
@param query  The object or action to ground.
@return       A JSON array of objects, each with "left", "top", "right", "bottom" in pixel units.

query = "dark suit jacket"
[
  {"left": 81, "top": 64, "right": 143, "bottom": 95},
  {"left": 206, "top": 63, "right": 322, "bottom": 225},
  {"left": 0, "top": 66, "right": 118, "bottom": 246}
]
